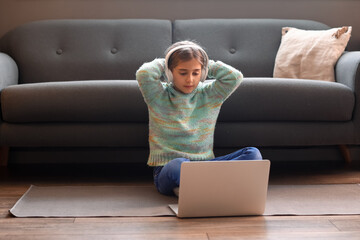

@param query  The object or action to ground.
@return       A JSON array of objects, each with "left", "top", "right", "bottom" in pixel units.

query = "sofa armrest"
[
  {"left": 0, "top": 52, "right": 18, "bottom": 91},
  {"left": 335, "top": 51, "right": 360, "bottom": 144},
  {"left": 336, "top": 51, "right": 360, "bottom": 91}
]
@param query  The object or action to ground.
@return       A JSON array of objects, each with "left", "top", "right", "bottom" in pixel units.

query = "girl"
[{"left": 136, "top": 41, "right": 262, "bottom": 196}]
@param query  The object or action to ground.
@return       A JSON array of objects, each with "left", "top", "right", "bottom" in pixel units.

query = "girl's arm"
[
  {"left": 207, "top": 60, "right": 243, "bottom": 100},
  {"left": 136, "top": 58, "right": 166, "bottom": 104}
]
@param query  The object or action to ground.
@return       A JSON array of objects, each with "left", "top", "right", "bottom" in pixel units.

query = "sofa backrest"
[
  {"left": 0, "top": 19, "right": 330, "bottom": 83},
  {"left": 0, "top": 19, "right": 172, "bottom": 84},
  {"left": 173, "top": 19, "right": 329, "bottom": 77}
]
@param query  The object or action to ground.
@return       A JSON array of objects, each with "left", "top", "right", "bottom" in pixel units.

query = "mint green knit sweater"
[{"left": 136, "top": 58, "right": 243, "bottom": 166}]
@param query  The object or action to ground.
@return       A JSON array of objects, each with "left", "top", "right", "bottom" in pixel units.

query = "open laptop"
[{"left": 168, "top": 160, "right": 271, "bottom": 218}]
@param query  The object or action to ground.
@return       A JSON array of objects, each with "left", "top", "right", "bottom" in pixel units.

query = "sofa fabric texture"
[{"left": 0, "top": 19, "right": 359, "bottom": 163}]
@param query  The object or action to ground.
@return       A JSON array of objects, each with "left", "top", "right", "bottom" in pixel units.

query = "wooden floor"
[{"left": 0, "top": 161, "right": 359, "bottom": 240}]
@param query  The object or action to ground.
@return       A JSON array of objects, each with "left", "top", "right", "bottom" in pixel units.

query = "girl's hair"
[{"left": 165, "top": 41, "right": 206, "bottom": 71}]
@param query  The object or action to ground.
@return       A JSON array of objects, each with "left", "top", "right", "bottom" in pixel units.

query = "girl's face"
[{"left": 171, "top": 58, "right": 202, "bottom": 94}]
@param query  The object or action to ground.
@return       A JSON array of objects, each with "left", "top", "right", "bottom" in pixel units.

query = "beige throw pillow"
[{"left": 273, "top": 26, "right": 352, "bottom": 81}]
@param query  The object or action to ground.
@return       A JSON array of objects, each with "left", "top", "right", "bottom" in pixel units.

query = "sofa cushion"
[
  {"left": 1, "top": 80, "right": 148, "bottom": 123},
  {"left": 273, "top": 26, "right": 352, "bottom": 81},
  {"left": 218, "top": 78, "right": 355, "bottom": 122},
  {"left": 2, "top": 78, "right": 354, "bottom": 124}
]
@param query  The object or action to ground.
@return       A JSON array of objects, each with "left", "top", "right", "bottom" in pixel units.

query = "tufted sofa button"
[
  {"left": 56, "top": 49, "right": 63, "bottom": 55},
  {"left": 111, "top": 48, "right": 118, "bottom": 54},
  {"left": 229, "top": 48, "right": 236, "bottom": 54}
]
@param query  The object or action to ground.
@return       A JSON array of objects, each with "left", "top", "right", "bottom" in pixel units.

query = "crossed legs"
[{"left": 153, "top": 147, "right": 263, "bottom": 196}]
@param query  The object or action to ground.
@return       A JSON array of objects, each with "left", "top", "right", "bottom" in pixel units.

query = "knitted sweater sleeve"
[
  {"left": 206, "top": 60, "right": 243, "bottom": 100},
  {"left": 136, "top": 58, "right": 166, "bottom": 104}
]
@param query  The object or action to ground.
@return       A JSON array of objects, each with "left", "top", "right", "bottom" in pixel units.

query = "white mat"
[
  {"left": 10, "top": 185, "right": 177, "bottom": 217},
  {"left": 265, "top": 184, "right": 360, "bottom": 215},
  {"left": 10, "top": 184, "right": 360, "bottom": 217}
]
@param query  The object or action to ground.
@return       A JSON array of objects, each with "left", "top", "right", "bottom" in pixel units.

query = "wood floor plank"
[
  {"left": 208, "top": 232, "right": 360, "bottom": 240},
  {"left": 0, "top": 233, "right": 209, "bottom": 240},
  {"left": 73, "top": 216, "right": 340, "bottom": 234},
  {"left": 0, "top": 216, "right": 355, "bottom": 239},
  {"left": 0, "top": 197, "right": 19, "bottom": 208},
  {"left": 0, "top": 186, "right": 29, "bottom": 197},
  {"left": 0, "top": 209, "right": 12, "bottom": 218},
  {"left": 0, "top": 218, "right": 75, "bottom": 224}
]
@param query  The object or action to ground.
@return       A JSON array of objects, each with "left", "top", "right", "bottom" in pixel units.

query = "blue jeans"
[{"left": 153, "top": 147, "right": 263, "bottom": 196}]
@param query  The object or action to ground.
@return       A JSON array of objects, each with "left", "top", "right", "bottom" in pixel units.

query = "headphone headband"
[{"left": 164, "top": 44, "right": 209, "bottom": 83}]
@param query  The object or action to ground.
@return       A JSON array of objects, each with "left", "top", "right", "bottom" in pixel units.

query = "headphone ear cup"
[
  {"left": 165, "top": 68, "right": 173, "bottom": 82},
  {"left": 199, "top": 48, "right": 209, "bottom": 82},
  {"left": 201, "top": 67, "right": 208, "bottom": 82}
]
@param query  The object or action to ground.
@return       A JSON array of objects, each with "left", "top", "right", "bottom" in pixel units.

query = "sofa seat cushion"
[
  {"left": 218, "top": 78, "right": 355, "bottom": 122},
  {"left": 1, "top": 78, "right": 354, "bottom": 123},
  {"left": 1, "top": 80, "right": 148, "bottom": 123}
]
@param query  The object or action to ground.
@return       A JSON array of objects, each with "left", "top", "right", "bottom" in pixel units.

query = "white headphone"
[{"left": 164, "top": 44, "right": 209, "bottom": 83}]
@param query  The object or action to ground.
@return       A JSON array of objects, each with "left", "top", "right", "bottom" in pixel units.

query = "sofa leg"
[
  {"left": 0, "top": 147, "right": 9, "bottom": 167},
  {"left": 339, "top": 145, "right": 351, "bottom": 165}
]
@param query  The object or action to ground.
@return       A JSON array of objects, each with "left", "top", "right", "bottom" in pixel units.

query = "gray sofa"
[{"left": 0, "top": 19, "right": 359, "bottom": 166}]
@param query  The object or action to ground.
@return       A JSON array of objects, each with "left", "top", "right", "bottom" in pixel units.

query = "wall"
[{"left": 0, "top": 0, "right": 359, "bottom": 50}]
